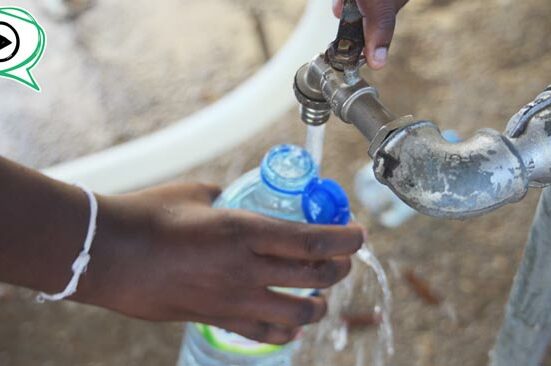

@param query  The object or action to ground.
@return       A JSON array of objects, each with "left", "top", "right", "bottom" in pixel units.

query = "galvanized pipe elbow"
[
  {"left": 372, "top": 122, "right": 529, "bottom": 218},
  {"left": 372, "top": 88, "right": 551, "bottom": 219}
]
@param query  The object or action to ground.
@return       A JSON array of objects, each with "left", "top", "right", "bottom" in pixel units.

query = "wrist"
[
  {"left": 70, "top": 194, "right": 153, "bottom": 310},
  {"left": 37, "top": 184, "right": 99, "bottom": 302},
  {"left": 0, "top": 178, "right": 90, "bottom": 295}
]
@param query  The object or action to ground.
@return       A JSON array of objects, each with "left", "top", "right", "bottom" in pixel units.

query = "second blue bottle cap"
[{"left": 302, "top": 178, "right": 351, "bottom": 226}]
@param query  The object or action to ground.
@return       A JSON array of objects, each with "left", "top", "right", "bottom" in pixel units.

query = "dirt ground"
[{"left": 1, "top": 0, "right": 551, "bottom": 365}]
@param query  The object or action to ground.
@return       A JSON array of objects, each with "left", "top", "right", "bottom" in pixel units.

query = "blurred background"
[{"left": 0, "top": 0, "right": 551, "bottom": 365}]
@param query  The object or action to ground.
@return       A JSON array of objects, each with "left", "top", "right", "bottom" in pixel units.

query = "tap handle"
[{"left": 326, "top": 0, "right": 365, "bottom": 71}]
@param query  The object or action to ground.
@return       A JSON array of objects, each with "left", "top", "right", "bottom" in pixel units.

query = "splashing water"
[
  {"left": 300, "top": 123, "right": 394, "bottom": 366},
  {"left": 356, "top": 245, "right": 395, "bottom": 359},
  {"left": 298, "top": 244, "right": 394, "bottom": 366}
]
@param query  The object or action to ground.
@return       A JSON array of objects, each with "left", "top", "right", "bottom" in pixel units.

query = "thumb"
[
  {"left": 357, "top": 0, "right": 397, "bottom": 69},
  {"left": 135, "top": 182, "right": 222, "bottom": 206},
  {"left": 332, "top": 0, "right": 344, "bottom": 18},
  {"left": 185, "top": 183, "right": 222, "bottom": 205}
]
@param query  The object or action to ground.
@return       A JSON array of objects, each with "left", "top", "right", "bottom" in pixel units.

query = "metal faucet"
[{"left": 293, "top": 0, "right": 551, "bottom": 219}]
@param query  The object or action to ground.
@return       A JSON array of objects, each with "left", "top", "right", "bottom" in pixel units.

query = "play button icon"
[
  {"left": 0, "top": 34, "right": 11, "bottom": 50},
  {"left": 0, "top": 21, "right": 19, "bottom": 62}
]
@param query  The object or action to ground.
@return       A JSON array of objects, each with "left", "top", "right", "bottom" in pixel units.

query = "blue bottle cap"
[{"left": 302, "top": 178, "right": 351, "bottom": 226}]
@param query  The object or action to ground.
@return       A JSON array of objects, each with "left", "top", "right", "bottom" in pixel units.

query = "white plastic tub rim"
[{"left": 43, "top": 0, "right": 337, "bottom": 194}]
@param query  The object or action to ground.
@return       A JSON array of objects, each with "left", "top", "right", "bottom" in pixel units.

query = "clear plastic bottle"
[{"left": 178, "top": 144, "right": 351, "bottom": 366}]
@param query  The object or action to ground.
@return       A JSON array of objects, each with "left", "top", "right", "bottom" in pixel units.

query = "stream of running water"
[
  {"left": 303, "top": 126, "right": 394, "bottom": 366},
  {"left": 305, "top": 125, "right": 326, "bottom": 168}
]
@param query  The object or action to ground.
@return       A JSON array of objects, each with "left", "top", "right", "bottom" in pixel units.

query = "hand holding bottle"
[{"left": 76, "top": 183, "right": 363, "bottom": 345}]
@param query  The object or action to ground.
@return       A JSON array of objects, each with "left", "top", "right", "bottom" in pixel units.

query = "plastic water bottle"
[
  {"left": 355, "top": 130, "right": 462, "bottom": 228},
  {"left": 178, "top": 144, "right": 351, "bottom": 366}
]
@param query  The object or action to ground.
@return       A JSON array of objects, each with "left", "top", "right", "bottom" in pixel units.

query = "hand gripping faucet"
[{"left": 293, "top": 0, "right": 551, "bottom": 219}]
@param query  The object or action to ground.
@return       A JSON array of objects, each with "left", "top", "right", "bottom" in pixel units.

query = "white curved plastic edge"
[{"left": 42, "top": 0, "right": 337, "bottom": 194}]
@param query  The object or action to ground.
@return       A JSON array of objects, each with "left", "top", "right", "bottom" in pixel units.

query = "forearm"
[{"left": 0, "top": 156, "right": 90, "bottom": 294}]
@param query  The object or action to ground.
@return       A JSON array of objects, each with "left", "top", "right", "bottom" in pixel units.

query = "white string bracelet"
[{"left": 36, "top": 183, "right": 98, "bottom": 303}]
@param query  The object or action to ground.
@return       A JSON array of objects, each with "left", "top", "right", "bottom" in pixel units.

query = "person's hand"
[
  {"left": 332, "top": 0, "right": 410, "bottom": 69},
  {"left": 75, "top": 183, "right": 364, "bottom": 345}
]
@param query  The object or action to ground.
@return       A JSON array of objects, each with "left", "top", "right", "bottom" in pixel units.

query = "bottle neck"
[{"left": 251, "top": 181, "right": 305, "bottom": 222}]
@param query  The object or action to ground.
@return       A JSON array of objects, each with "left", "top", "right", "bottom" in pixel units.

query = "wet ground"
[{"left": 1, "top": 0, "right": 551, "bottom": 365}]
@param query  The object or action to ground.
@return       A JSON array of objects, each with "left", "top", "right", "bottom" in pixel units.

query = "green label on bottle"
[{"left": 196, "top": 323, "right": 284, "bottom": 356}]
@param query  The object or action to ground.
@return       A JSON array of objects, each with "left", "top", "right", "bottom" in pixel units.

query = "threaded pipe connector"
[{"left": 300, "top": 105, "right": 331, "bottom": 126}]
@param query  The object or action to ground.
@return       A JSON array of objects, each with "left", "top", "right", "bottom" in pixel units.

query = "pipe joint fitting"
[
  {"left": 505, "top": 87, "right": 551, "bottom": 187},
  {"left": 373, "top": 121, "right": 530, "bottom": 219},
  {"left": 319, "top": 70, "right": 379, "bottom": 123},
  {"left": 294, "top": 55, "right": 397, "bottom": 140},
  {"left": 294, "top": 58, "right": 332, "bottom": 126}
]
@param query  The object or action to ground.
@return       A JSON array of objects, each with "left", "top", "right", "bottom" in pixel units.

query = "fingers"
[
  {"left": 359, "top": 0, "right": 397, "bottom": 69},
  {"left": 182, "top": 289, "right": 327, "bottom": 339},
  {"left": 189, "top": 315, "right": 299, "bottom": 345},
  {"left": 138, "top": 182, "right": 222, "bottom": 205},
  {"left": 212, "top": 319, "right": 299, "bottom": 345},
  {"left": 255, "top": 256, "right": 352, "bottom": 289},
  {"left": 249, "top": 218, "right": 364, "bottom": 261},
  {"left": 332, "top": 0, "right": 409, "bottom": 70},
  {"left": 332, "top": 0, "right": 344, "bottom": 17},
  {"left": 237, "top": 289, "right": 327, "bottom": 328},
  {"left": 187, "top": 183, "right": 222, "bottom": 205},
  {"left": 179, "top": 285, "right": 328, "bottom": 329}
]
